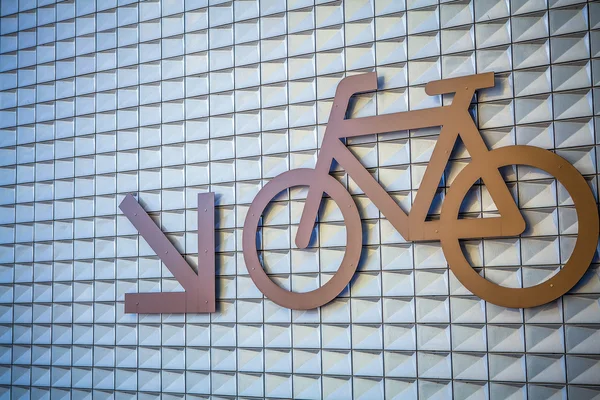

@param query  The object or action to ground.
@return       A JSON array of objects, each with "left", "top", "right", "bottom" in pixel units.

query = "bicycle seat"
[{"left": 425, "top": 72, "right": 495, "bottom": 96}]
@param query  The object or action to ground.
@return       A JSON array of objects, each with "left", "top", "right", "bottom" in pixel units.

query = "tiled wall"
[{"left": 0, "top": 0, "right": 599, "bottom": 398}]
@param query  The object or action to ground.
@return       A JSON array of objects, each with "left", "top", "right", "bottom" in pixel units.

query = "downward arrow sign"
[{"left": 120, "top": 193, "right": 216, "bottom": 313}]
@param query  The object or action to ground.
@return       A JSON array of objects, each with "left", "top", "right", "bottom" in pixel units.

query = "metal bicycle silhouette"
[{"left": 243, "top": 72, "right": 599, "bottom": 310}]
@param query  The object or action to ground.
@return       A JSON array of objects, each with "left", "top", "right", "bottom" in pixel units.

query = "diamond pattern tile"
[{"left": 0, "top": 0, "right": 598, "bottom": 398}]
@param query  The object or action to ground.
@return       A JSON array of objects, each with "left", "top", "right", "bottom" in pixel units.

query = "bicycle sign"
[
  {"left": 123, "top": 72, "right": 599, "bottom": 314},
  {"left": 242, "top": 72, "right": 599, "bottom": 310}
]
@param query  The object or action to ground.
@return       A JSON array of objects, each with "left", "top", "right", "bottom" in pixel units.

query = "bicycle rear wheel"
[
  {"left": 242, "top": 168, "right": 363, "bottom": 310},
  {"left": 440, "top": 145, "right": 598, "bottom": 308}
]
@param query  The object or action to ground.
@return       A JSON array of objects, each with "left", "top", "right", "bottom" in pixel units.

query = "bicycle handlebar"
[
  {"left": 330, "top": 72, "right": 378, "bottom": 121},
  {"left": 425, "top": 72, "right": 495, "bottom": 96}
]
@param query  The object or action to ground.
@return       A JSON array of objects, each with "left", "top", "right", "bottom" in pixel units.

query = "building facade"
[{"left": 0, "top": 0, "right": 599, "bottom": 398}]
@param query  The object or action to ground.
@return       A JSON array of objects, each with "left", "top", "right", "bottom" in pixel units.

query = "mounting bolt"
[
  {"left": 204, "top": 249, "right": 208, "bottom": 253},
  {"left": 204, "top": 208, "right": 207, "bottom": 212},
  {"left": 165, "top": 251, "right": 168, "bottom": 254},
  {"left": 134, "top": 213, "right": 137, "bottom": 216}
]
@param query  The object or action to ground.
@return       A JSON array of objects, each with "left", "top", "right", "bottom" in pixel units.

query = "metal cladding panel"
[{"left": 0, "top": 0, "right": 599, "bottom": 398}]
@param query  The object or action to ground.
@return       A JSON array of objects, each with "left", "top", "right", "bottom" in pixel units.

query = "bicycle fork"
[{"left": 295, "top": 135, "right": 342, "bottom": 249}]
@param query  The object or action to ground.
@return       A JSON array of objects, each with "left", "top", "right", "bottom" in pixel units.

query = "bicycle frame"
[
  {"left": 296, "top": 72, "right": 526, "bottom": 247},
  {"left": 243, "top": 71, "right": 598, "bottom": 310}
]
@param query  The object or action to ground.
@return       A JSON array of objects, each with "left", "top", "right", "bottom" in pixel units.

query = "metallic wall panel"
[{"left": 0, "top": 0, "right": 599, "bottom": 398}]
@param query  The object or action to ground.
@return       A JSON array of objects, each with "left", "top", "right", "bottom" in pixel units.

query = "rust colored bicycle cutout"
[{"left": 243, "top": 72, "right": 599, "bottom": 310}]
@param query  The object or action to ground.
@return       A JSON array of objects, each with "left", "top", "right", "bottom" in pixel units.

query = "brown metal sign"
[
  {"left": 121, "top": 193, "right": 215, "bottom": 313},
  {"left": 242, "top": 71, "right": 599, "bottom": 310},
  {"left": 124, "top": 72, "right": 599, "bottom": 313}
]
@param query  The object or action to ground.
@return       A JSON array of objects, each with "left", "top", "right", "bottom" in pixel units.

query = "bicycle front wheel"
[
  {"left": 440, "top": 145, "right": 599, "bottom": 308},
  {"left": 242, "top": 168, "right": 362, "bottom": 310}
]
